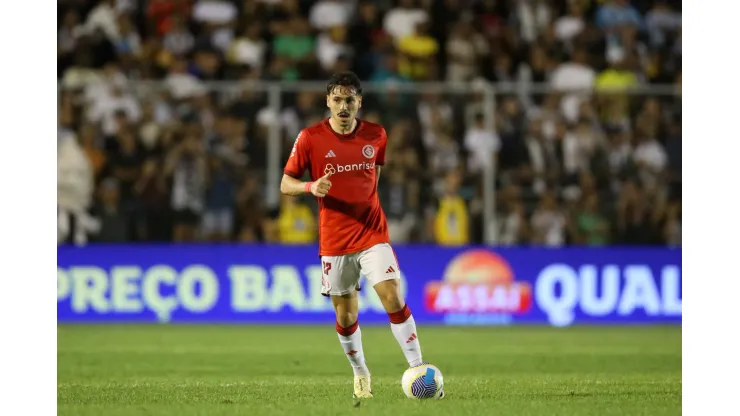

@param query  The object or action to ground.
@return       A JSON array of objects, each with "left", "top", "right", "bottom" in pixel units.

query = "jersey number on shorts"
[{"left": 322, "top": 261, "right": 332, "bottom": 275}]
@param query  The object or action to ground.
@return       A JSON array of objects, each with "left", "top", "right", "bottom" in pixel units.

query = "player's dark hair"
[{"left": 326, "top": 71, "right": 362, "bottom": 96}]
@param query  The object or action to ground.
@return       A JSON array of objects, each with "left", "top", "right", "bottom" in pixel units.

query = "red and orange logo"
[{"left": 424, "top": 249, "right": 532, "bottom": 314}]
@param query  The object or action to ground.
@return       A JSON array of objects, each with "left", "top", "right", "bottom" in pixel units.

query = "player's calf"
[
  {"left": 332, "top": 294, "right": 370, "bottom": 377},
  {"left": 374, "top": 279, "right": 424, "bottom": 368}
]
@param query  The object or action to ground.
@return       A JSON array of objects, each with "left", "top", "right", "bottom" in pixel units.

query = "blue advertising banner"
[{"left": 57, "top": 245, "right": 681, "bottom": 326}]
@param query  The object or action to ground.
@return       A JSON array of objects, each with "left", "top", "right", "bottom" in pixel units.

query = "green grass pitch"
[{"left": 58, "top": 325, "right": 681, "bottom": 416}]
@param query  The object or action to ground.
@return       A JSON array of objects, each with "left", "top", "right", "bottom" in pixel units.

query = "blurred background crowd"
[{"left": 57, "top": 0, "right": 682, "bottom": 247}]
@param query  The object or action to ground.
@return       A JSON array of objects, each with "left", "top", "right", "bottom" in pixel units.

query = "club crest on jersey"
[{"left": 362, "top": 144, "right": 375, "bottom": 159}]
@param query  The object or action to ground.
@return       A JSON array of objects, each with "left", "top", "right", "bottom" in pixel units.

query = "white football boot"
[{"left": 353, "top": 374, "right": 374, "bottom": 399}]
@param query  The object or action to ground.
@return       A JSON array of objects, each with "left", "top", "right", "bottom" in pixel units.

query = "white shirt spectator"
[
  {"left": 88, "top": 90, "right": 142, "bottom": 136},
  {"left": 83, "top": 0, "right": 120, "bottom": 42},
  {"left": 83, "top": 68, "right": 128, "bottom": 106},
  {"left": 58, "top": 132, "right": 99, "bottom": 245},
  {"left": 464, "top": 125, "right": 501, "bottom": 173},
  {"left": 316, "top": 33, "right": 352, "bottom": 71},
  {"left": 531, "top": 208, "right": 565, "bottom": 246},
  {"left": 193, "top": 0, "right": 237, "bottom": 24},
  {"left": 383, "top": 7, "right": 428, "bottom": 42},
  {"left": 554, "top": 14, "right": 584, "bottom": 42},
  {"left": 57, "top": 132, "right": 94, "bottom": 212},
  {"left": 562, "top": 127, "right": 600, "bottom": 176},
  {"left": 445, "top": 30, "right": 488, "bottom": 82},
  {"left": 550, "top": 61, "right": 595, "bottom": 122},
  {"left": 633, "top": 138, "right": 667, "bottom": 187},
  {"left": 417, "top": 99, "right": 454, "bottom": 148},
  {"left": 309, "top": 0, "right": 354, "bottom": 30},
  {"left": 634, "top": 138, "right": 667, "bottom": 171},
  {"left": 166, "top": 73, "right": 206, "bottom": 100},
  {"left": 498, "top": 210, "right": 525, "bottom": 245},
  {"left": 192, "top": 0, "right": 238, "bottom": 51},
  {"left": 229, "top": 36, "right": 267, "bottom": 68},
  {"left": 608, "top": 141, "right": 632, "bottom": 174},
  {"left": 516, "top": 0, "right": 551, "bottom": 43}
]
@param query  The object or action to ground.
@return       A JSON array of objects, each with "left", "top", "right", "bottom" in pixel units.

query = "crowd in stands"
[{"left": 57, "top": 0, "right": 682, "bottom": 246}]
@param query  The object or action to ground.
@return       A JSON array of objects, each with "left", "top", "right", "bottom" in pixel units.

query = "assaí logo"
[{"left": 423, "top": 249, "right": 532, "bottom": 325}]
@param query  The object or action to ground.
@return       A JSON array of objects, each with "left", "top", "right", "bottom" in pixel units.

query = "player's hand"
[{"left": 310, "top": 172, "right": 332, "bottom": 197}]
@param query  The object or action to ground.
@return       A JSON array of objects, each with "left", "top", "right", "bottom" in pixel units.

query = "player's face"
[{"left": 327, "top": 86, "right": 361, "bottom": 127}]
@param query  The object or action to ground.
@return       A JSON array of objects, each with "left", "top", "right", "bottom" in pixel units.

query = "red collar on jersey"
[{"left": 323, "top": 118, "right": 362, "bottom": 140}]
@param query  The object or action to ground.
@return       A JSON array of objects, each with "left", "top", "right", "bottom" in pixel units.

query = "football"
[{"left": 401, "top": 363, "right": 445, "bottom": 399}]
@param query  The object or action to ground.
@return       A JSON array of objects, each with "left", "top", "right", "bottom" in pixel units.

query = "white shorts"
[{"left": 320, "top": 243, "right": 400, "bottom": 297}]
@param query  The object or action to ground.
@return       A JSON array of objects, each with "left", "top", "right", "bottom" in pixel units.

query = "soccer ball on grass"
[{"left": 401, "top": 363, "right": 445, "bottom": 399}]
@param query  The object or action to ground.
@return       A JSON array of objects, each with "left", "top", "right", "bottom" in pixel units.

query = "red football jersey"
[{"left": 283, "top": 118, "right": 390, "bottom": 256}]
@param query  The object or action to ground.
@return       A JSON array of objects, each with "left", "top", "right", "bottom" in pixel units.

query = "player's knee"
[
  {"left": 335, "top": 309, "right": 358, "bottom": 328},
  {"left": 374, "top": 279, "right": 404, "bottom": 313}
]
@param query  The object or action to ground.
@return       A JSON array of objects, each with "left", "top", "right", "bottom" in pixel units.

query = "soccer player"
[{"left": 280, "top": 71, "right": 429, "bottom": 400}]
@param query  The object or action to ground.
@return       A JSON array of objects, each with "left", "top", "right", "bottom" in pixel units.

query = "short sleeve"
[
  {"left": 376, "top": 128, "right": 387, "bottom": 166},
  {"left": 284, "top": 130, "right": 311, "bottom": 178}
]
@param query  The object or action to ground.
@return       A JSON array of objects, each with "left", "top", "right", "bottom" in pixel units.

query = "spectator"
[
  {"left": 79, "top": 123, "right": 107, "bottom": 179},
  {"left": 309, "top": 0, "right": 354, "bottom": 31},
  {"left": 192, "top": 0, "right": 238, "bottom": 51},
  {"left": 530, "top": 192, "right": 566, "bottom": 246},
  {"left": 569, "top": 193, "right": 611, "bottom": 245},
  {"left": 147, "top": 0, "right": 192, "bottom": 37},
  {"left": 380, "top": 167, "right": 420, "bottom": 243},
  {"left": 595, "top": 0, "right": 644, "bottom": 49},
  {"left": 163, "top": 15, "right": 195, "bottom": 57},
  {"left": 58, "top": 130, "right": 98, "bottom": 245},
  {"left": 316, "top": 26, "right": 353, "bottom": 73},
  {"left": 202, "top": 154, "right": 239, "bottom": 241},
  {"left": 133, "top": 158, "right": 171, "bottom": 241},
  {"left": 165, "top": 133, "right": 208, "bottom": 242},
  {"left": 428, "top": 170, "right": 470, "bottom": 246},
  {"left": 383, "top": 0, "right": 428, "bottom": 45},
  {"left": 496, "top": 185, "right": 530, "bottom": 245},
  {"left": 515, "top": 0, "right": 552, "bottom": 44},
  {"left": 464, "top": 113, "right": 501, "bottom": 175},
  {"left": 272, "top": 17, "right": 316, "bottom": 80},
  {"left": 82, "top": 0, "right": 120, "bottom": 43},
  {"left": 227, "top": 22, "right": 267, "bottom": 69},
  {"left": 445, "top": 21, "right": 488, "bottom": 82},
  {"left": 92, "top": 178, "right": 130, "bottom": 242},
  {"left": 554, "top": 1, "right": 586, "bottom": 44},
  {"left": 264, "top": 194, "right": 316, "bottom": 244},
  {"left": 397, "top": 21, "right": 439, "bottom": 80},
  {"left": 632, "top": 121, "right": 667, "bottom": 188},
  {"left": 550, "top": 48, "right": 596, "bottom": 123}
]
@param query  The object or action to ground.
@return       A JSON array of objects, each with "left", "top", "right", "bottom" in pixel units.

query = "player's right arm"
[
  {"left": 280, "top": 173, "right": 332, "bottom": 197},
  {"left": 280, "top": 130, "right": 333, "bottom": 197}
]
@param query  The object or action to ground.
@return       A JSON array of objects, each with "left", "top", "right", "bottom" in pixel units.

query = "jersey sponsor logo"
[
  {"left": 325, "top": 162, "right": 375, "bottom": 175},
  {"left": 362, "top": 144, "right": 375, "bottom": 159}
]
